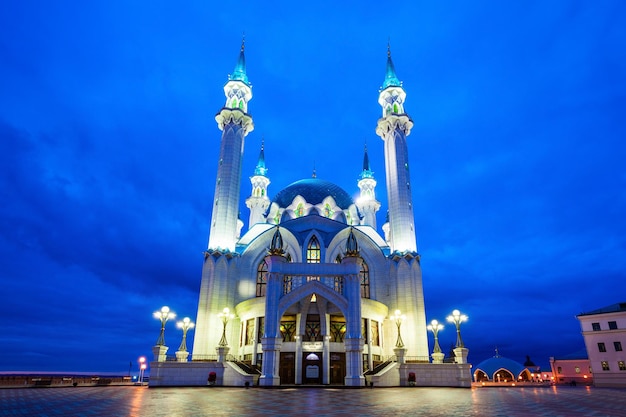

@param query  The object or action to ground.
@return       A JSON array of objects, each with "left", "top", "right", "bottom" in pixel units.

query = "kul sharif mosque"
[{"left": 149, "top": 41, "right": 472, "bottom": 387}]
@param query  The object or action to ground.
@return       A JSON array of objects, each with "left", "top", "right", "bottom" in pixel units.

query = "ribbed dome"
[
  {"left": 474, "top": 356, "right": 527, "bottom": 379},
  {"left": 273, "top": 179, "right": 354, "bottom": 209}
]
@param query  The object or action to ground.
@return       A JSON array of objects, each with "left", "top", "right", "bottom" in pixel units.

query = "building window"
[
  {"left": 257, "top": 317, "right": 264, "bottom": 343},
  {"left": 304, "top": 314, "right": 322, "bottom": 341},
  {"left": 280, "top": 318, "right": 296, "bottom": 342},
  {"left": 598, "top": 342, "right": 607, "bottom": 352},
  {"left": 245, "top": 318, "right": 255, "bottom": 345},
  {"left": 557, "top": 367, "right": 562, "bottom": 374},
  {"left": 329, "top": 318, "right": 346, "bottom": 343},
  {"left": 592, "top": 322, "right": 601, "bottom": 331},
  {"left": 608, "top": 321, "right": 618, "bottom": 330},
  {"left": 619, "top": 361, "right": 626, "bottom": 371},
  {"left": 256, "top": 260, "right": 268, "bottom": 297},
  {"left": 359, "top": 258, "right": 370, "bottom": 299},
  {"left": 295, "top": 203, "right": 304, "bottom": 218},
  {"left": 601, "top": 361, "right": 610, "bottom": 371},
  {"left": 371, "top": 320, "right": 380, "bottom": 346},
  {"left": 614, "top": 341, "right": 623, "bottom": 352},
  {"left": 575, "top": 366, "right": 581, "bottom": 374},
  {"left": 306, "top": 236, "right": 321, "bottom": 263}
]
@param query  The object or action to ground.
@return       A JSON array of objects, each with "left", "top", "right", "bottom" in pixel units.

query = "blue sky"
[{"left": 1, "top": 1, "right": 625, "bottom": 373}]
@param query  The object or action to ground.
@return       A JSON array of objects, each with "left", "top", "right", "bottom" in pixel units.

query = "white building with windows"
[
  {"left": 577, "top": 302, "right": 626, "bottom": 387},
  {"left": 149, "top": 43, "right": 471, "bottom": 387}
]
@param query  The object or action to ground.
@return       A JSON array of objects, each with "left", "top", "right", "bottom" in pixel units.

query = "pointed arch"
[
  {"left": 359, "top": 257, "right": 370, "bottom": 299},
  {"left": 306, "top": 235, "right": 321, "bottom": 263},
  {"left": 256, "top": 259, "right": 268, "bottom": 297}
]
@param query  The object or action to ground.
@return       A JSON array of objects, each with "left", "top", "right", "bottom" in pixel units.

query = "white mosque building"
[{"left": 149, "top": 43, "right": 471, "bottom": 387}]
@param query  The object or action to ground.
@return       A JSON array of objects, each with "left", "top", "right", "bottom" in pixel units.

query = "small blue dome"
[
  {"left": 474, "top": 356, "right": 527, "bottom": 380},
  {"left": 273, "top": 179, "right": 354, "bottom": 209}
]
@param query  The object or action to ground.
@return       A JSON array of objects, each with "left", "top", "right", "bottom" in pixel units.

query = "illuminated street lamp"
[
  {"left": 138, "top": 356, "right": 146, "bottom": 385},
  {"left": 177, "top": 317, "right": 195, "bottom": 352},
  {"left": 153, "top": 306, "right": 176, "bottom": 346},
  {"left": 393, "top": 309, "right": 406, "bottom": 348},
  {"left": 427, "top": 319, "right": 444, "bottom": 353},
  {"left": 218, "top": 307, "right": 234, "bottom": 347},
  {"left": 446, "top": 309, "right": 468, "bottom": 348}
]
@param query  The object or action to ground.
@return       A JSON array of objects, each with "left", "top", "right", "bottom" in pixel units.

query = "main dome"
[{"left": 273, "top": 179, "right": 354, "bottom": 209}]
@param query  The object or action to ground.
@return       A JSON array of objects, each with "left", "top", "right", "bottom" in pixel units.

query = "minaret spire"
[
  {"left": 376, "top": 44, "right": 416, "bottom": 253},
  {"left": 246, "top": 139, "right": 270, "bottom": 228},
  {"left": 230, "top": 36, "right": 249, "bottom": 85},
  {"left": 207, "top": 42, "right": 254, "bottom": 251},
  {"left": 356, "top": 142, "right": 380, "bottom": 229}
]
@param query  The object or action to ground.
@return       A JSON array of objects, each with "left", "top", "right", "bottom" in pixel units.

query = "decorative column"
[
  {"left": 342, "top": 248, "right": 364, "bottom": 387},
  {"left": 323, "top": 334, "right": 331, "bottom": 385},
  {"left": 260, "top": 238, "right": 288, "bottom": 386},
  {"left": 294, "top": 335, "right": 303, "bottom": 385}
]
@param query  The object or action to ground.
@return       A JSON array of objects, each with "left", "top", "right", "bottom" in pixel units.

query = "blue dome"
[
  {"left": 273, "top": 179, "right": 354, "bottom": 209},
  {"left": 474, "top": 356, "right": 527, "bottom": 379}
]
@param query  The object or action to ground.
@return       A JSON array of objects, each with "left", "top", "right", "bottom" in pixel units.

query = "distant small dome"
[
  {"left": 273, "top": 179, "right": 354, "bottom": 209},
  {"left": 473, "top": 356, "right": 528, "bottom": 381}
]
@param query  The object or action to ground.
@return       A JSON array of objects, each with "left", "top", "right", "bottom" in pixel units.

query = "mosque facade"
[{"left": 149, "top": 43, "right": 471, "bottom": 387}]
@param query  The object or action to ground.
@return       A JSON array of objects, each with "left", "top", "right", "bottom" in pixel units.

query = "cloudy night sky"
[{"left": 1, "top": 1, "right": 625, "bottom": 373}]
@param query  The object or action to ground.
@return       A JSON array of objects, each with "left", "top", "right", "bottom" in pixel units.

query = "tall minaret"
[
  {"left": 375, "top": 45, "right": 417, "bottom": 254},
  {"left": 356, "top": 144, "right": 381, "bottom": 229},
  {"left": 207, "top": 40, "right": 254, "bottom": 252},
  {"left": 245, "top": 140, "right": 270, "bottom": 227}
]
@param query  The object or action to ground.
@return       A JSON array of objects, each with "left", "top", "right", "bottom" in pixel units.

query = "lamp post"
[
  {"left": 177, "top": 317, "right": 195, "bottom": 352},
  {"left": 218, "top": 307, "right": 234, "bottom": 347},
  {"left": 446, "top": 309, "right": 468, "bottom": 348},
  {"left": 393, "top": 309, "right": 406, "bottom": 348},
  {"left": 138, "top": 356, "right": 146, "bottom": 385},
  {"left": 427, "top": 319, "right": 444, "bottom": 353},
  {"left": 153, "top": 306, "right": 176, "bottom": 346}
]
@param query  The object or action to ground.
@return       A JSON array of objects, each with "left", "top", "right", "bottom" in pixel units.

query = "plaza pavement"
[{"left": 1, "top": 385, "right": 625, "bottom": 416}]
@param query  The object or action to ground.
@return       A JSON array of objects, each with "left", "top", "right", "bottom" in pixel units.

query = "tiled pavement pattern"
[{"left": 1, "top": 386, "right": 626, "bottom": 417}]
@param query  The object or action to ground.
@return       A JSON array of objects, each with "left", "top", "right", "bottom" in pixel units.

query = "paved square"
[{"left": 1, "top": 386, "right": 625, "bottom": 416}]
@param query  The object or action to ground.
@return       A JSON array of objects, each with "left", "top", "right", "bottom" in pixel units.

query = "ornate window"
[
  {"left": 280, "top": 318, "right": 296, "bottom": 342},
  {"left": 256, "top": 261, "right": 268, "bottom": 297},
  {"left": 329, "top": 318, "right": 346, "bottom": 342},
  {"left": 324, "top": 203, "right": 334, "bottom": 218},
  {"left": 295, "top": 203, "right": 304, "bottom": 217},
  {"left": 360, "top": 258, "right": 370, "bottom": 298},
  {"left": 306, "top": 236, "right": 321, "bottom": 263},
  {"left": 393, "top": 103, "right": 398, "bottom": 113},
  {"left": 283, "top": 276, "right": 293, "bottom": 294},
  {"left": 304, "top": 315, "right": 322, "bottom": 341}
]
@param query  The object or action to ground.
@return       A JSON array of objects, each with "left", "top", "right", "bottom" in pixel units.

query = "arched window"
[
  {"left": 232, "top": 98, "right": 238, "bottom": 108},
  {"left": 359, "top": 258, "right": 370, "bottom": 299},
  {"left": 239, "top": 100, "right": 244, "bottom": 110},
  {"left": 324, "top": 203, "right": 333, "bottom": 218},
  {"left": 393, "top": 103, "right": 398, "bottom": 113},
  {"left": 295, "top": 203, "right": 304, "bottom": 218},
  {"left": 307, "top": 236, "right": 321, "bottom": 263},
  {"left": 256, "top": 260, "right": 268, "bottom": 297},
  {"left": 386, "top": 105, "right": 391, "bottom": 115}
]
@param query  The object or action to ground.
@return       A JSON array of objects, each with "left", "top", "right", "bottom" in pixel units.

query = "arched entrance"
[{"left": 259, "top": 257, "right": 364, "bottom": 387}]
